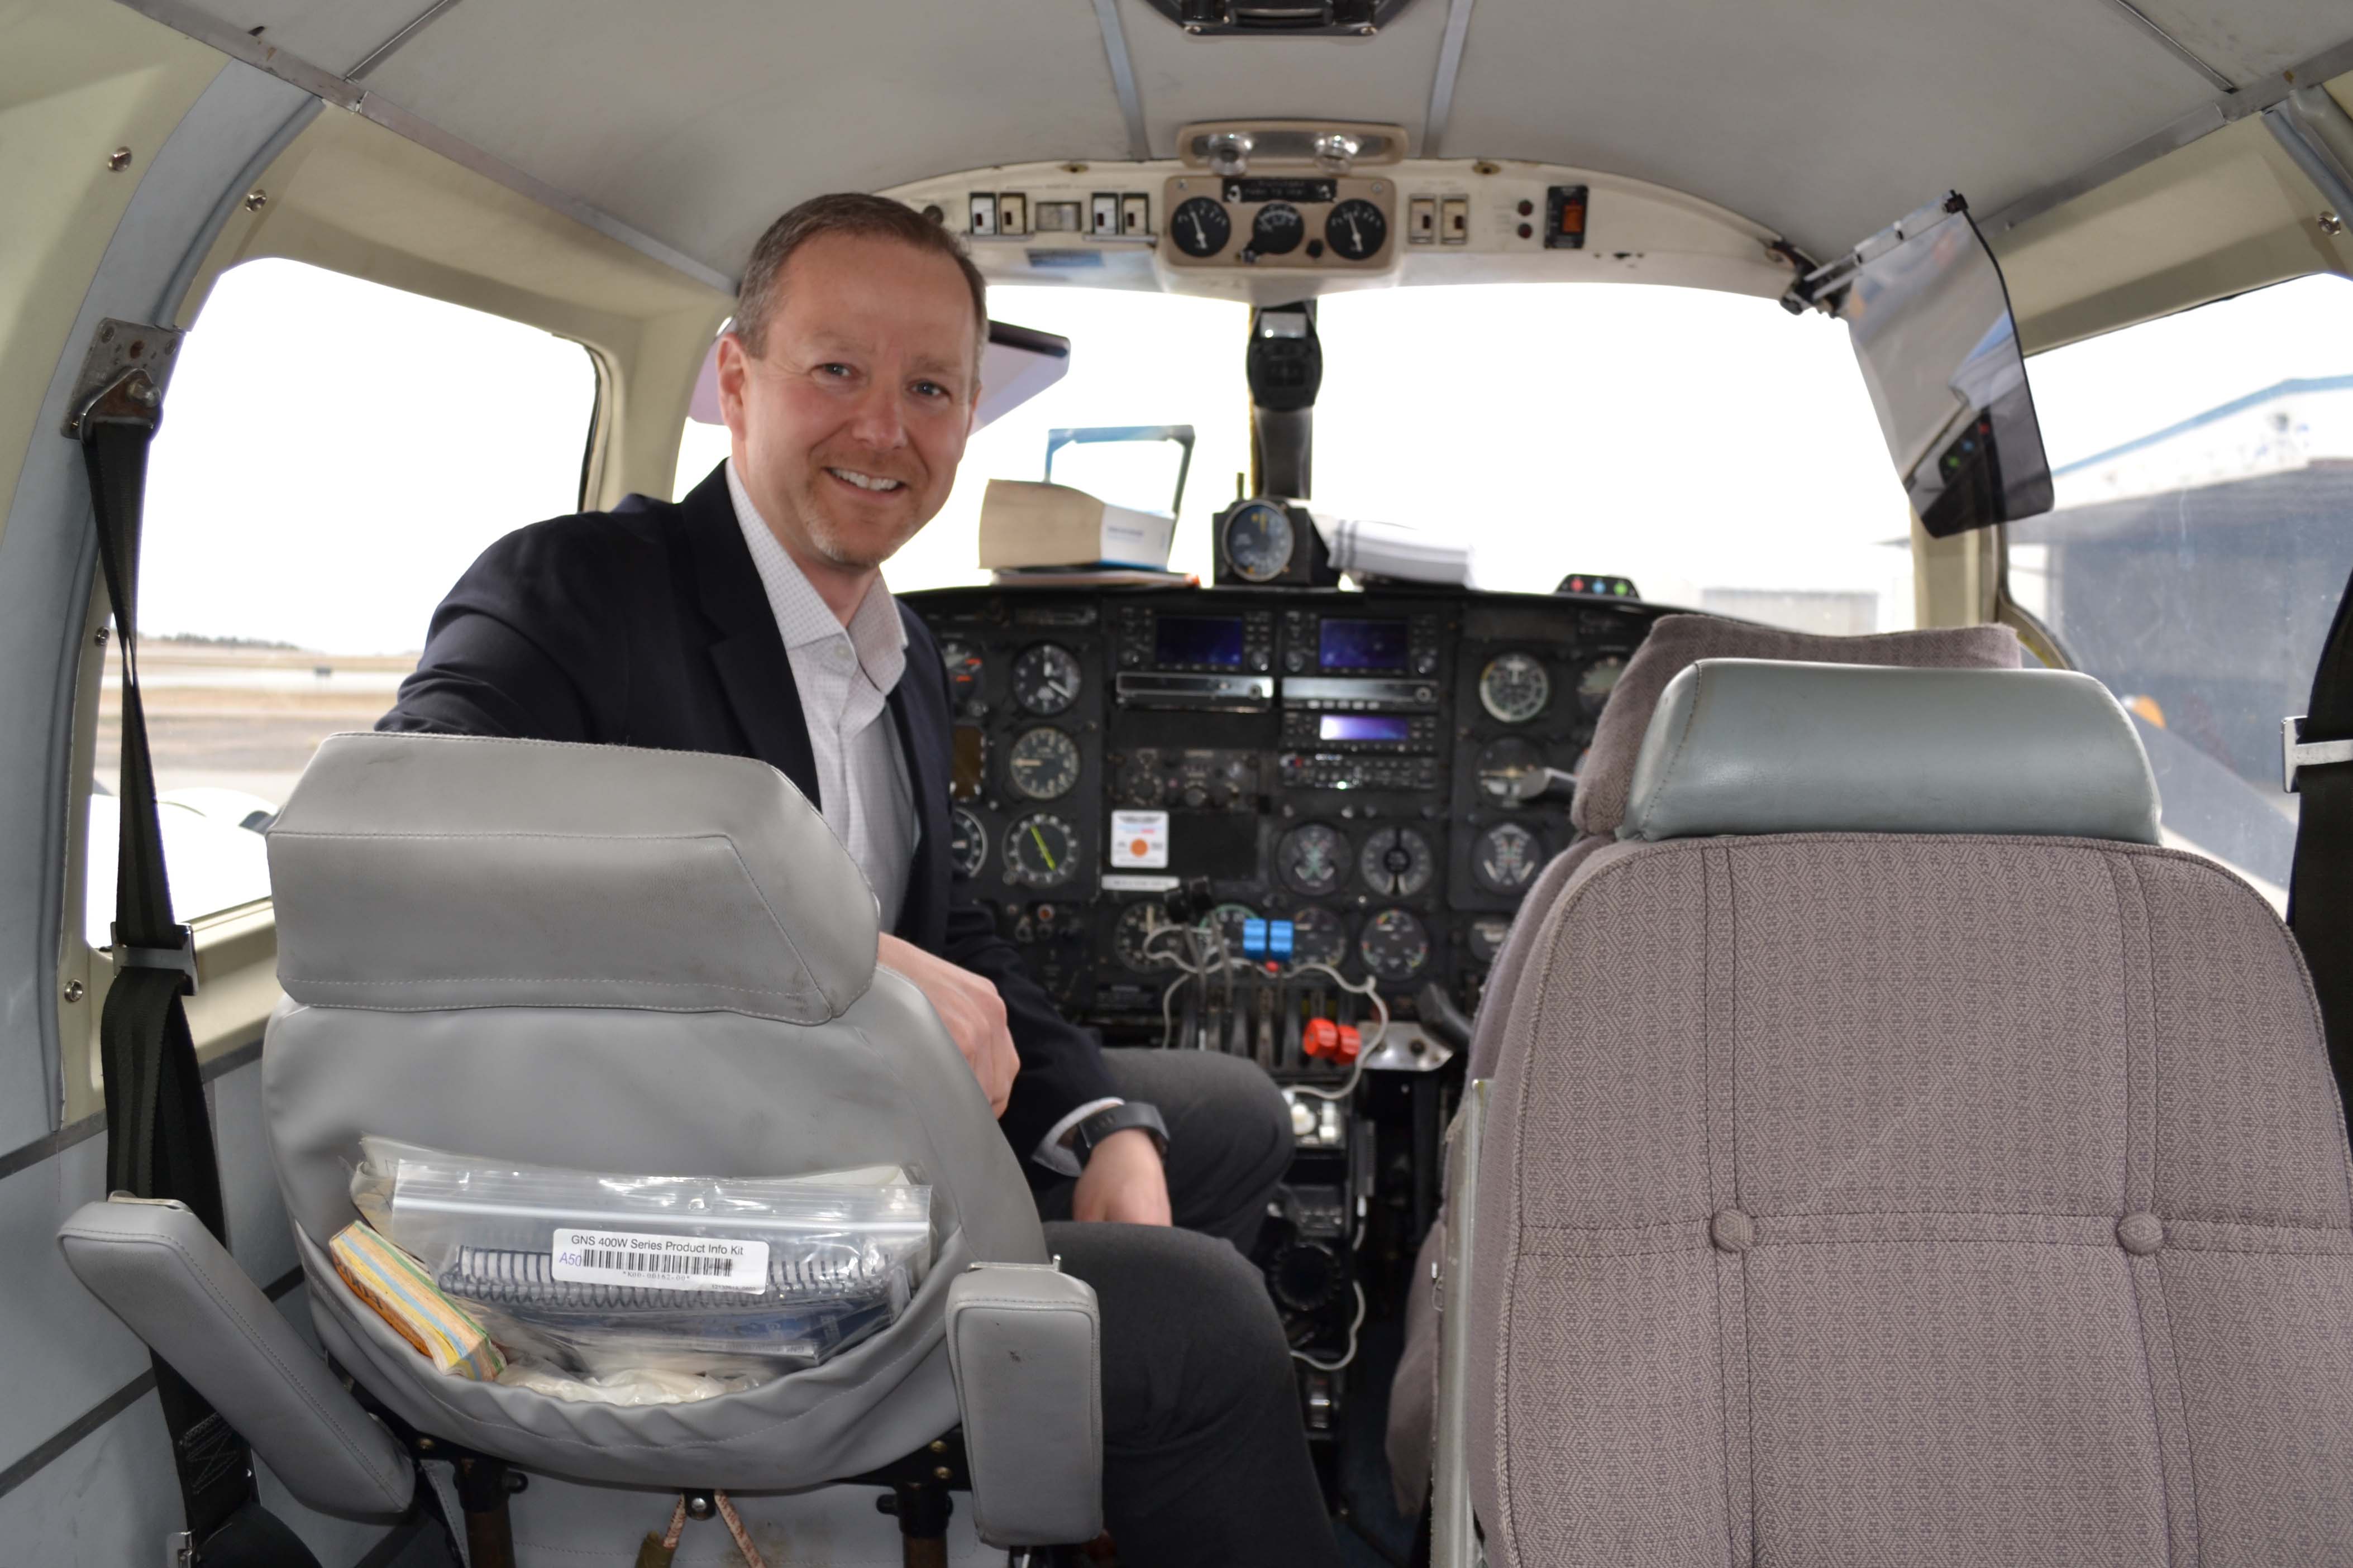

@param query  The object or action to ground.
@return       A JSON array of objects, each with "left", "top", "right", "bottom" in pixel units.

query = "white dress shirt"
[{"left": 726, "top": 462, "right": 1115, "bottom": 1172}]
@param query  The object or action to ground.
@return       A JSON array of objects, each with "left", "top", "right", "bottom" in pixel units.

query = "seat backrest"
[
  {"left": 1468, "top": 660, "right": 2353, "bottom": 1565},
  {"left": 1466, "top": 614, "right": 2023, "bottom": 1081},
  {"left": 263, "top": 732, "right": 1047, "bottom": 1489}
]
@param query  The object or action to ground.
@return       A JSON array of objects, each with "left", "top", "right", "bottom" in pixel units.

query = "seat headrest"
[
  {"left": 1620, "top": 661, "right": 2162, "bottom": 844},
  {"left": 1573, "top": 614, "right": 2022, "bottom": 835},
  {"left": 268, "top": 733, "right": 879, "bottom": 1022}
]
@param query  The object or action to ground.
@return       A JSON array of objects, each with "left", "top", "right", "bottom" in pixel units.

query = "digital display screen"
[
  {"left": 1319, "top": 618, "right": 1409, "bottom": 672},
  {"left": 1156, "top": 615, "right": 1245, "bottom": 668},
  {"left": 1319, "top": 715, "right": 1413, "bottom": 743}
]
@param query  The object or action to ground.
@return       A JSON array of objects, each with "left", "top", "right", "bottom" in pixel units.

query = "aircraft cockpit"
[{"left": 7, "top": 2, "right": 2353, "bottom": 1565}]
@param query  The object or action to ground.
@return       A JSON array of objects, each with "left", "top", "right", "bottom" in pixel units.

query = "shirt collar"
[{"left": 727, "top": 459, "right": 908, "bottom": 688}]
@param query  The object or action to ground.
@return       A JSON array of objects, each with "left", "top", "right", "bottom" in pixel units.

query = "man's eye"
[
  {"left": 912, "top": 380, "right": 949, "bottom": 399},
  {"left": 817, "top": 363, "right": 854, "bottom": 379}
]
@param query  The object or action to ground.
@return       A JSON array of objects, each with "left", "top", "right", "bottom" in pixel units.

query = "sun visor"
[
  {"left": 1792, "top": 193, "right": 2053, "bottom": 538},
  {"left": 689, "top": 320, "right": 1070, "bottom": 433}
]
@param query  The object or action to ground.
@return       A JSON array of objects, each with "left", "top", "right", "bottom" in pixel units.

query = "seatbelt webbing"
[
  {"left": 79, "top": 417, "right": 316, "bottom": 1568},
  {"left": 2289, "top": 563, "right": 2353, "bottom": 1108}
]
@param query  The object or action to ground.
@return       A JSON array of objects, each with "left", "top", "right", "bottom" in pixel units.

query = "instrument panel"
[{"left": 908, "top": 585, "right": 1664, "bottom": 1071}]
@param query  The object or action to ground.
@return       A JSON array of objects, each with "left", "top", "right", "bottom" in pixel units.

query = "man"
[{"left": 381, "top": 193, "right": 1341, "bottom": 1568}]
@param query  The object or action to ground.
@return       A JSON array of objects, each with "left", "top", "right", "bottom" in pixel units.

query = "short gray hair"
[{"left": 734, "top": 193, "right": 987, "bottom": 358}]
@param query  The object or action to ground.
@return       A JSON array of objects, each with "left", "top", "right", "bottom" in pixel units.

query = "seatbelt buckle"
[
  {"left": 111, "top": 922, "right": 199, "bottom": 996},
  {"left": 2283, "top": 715, "right": 2353, "bottom": 793}
]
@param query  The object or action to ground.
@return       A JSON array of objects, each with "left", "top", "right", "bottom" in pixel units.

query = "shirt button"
[{"left": 831, "top": 643, "right": 852, "bottom": 664}]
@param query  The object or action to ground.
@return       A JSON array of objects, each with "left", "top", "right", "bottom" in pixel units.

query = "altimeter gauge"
[
  {"left": 1007, "top": 726, "right": 1080, "bottom": 800},
  {"left": 1012, "top": 643, "right": 1081, "bottom": 716}
]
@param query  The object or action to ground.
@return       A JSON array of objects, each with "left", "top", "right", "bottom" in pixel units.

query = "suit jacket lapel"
[
  {"left": 675, "top": 467, "right": 822, "bottom": 804},
  {"left": 889, "top": 604, "right": 952, "bottom": 943}
]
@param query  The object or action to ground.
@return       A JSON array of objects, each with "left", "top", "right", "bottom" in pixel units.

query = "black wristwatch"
[{"left": 1068, "top": 1102, "right": 1169, "bottom": 1167}]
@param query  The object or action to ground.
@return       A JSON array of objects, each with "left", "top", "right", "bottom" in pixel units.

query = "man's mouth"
[{"left": 825, "top": 467, "right": 906, "bottom": 494}]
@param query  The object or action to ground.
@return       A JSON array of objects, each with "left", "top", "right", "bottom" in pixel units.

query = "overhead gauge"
[
  {"left": 1287, "top": 906, "right": 1348, "bottom": 968},
  {"left": 938, "top": 636, "right": 985, "bottom": 709},
  {"left": 1474, "top": 736, "right": 1546, "bottom": 805},
  {"left": 1250, "top": 202, "right": 1306, "bottom": 255},
  {"left": 1011, "top": 643, "right": 1081, "bottom": 716},
  {"left": 1114, "top": 901, "right": 1179, "bottom": 972},
  {"left": 948, "top": 807, "right": 987, "bottom": 881},
  {"left": 1004, "top": 812, "right": 1077, "bottom": 888},
  {"left": 1473, "top": 822, "right": 1544, "bottom": 895},
  {"left": 1171, "top": 195, "right": 1232, "bottom": 257},
  {"left": 1466, "top": 915, "right": 1513, "bottom": 966},
  {"left": 1277, "top": 823, "right": 1349, "bottom": 897},
  {"left": 1359, "top": 907, "right": 1431, "bottom": 983},
  {"left": 1577, "top": 653, "right": 1627, "bottom": 716},
  {"left": 1219, "top": 500, "right": 1295, "bottom": 584},
  {"left": 1007, "top": 726, "right": 1080, "bottom": 800},
  {"left": 1478, "top": 652, "right": 1551, "bottom": 724},
  {"left": 1324, "top": 199, "right": 1388, "bottom": 261},
  {"left": 1358, "top": 825, "right": 1435, "bottom": 898}
]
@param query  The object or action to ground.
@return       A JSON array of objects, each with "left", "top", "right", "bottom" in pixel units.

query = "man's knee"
[{"left": 1182, "top": 1052, "right": 1295, "bottom": 1194}]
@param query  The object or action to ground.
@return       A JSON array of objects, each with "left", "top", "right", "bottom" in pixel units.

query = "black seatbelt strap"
[
  {"left": 70, "top": 322, "right": 319, "bottom": 1568},
  {"left": 2288, "top": 561, "right": 2353, "bottom": 1108}
]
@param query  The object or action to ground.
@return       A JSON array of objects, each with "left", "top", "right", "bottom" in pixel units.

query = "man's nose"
[{"left": 844, "top": 380, "right": 910, "bottom": 449}]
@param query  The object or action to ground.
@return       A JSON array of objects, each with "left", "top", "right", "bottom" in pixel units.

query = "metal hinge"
[
  {"left": 2284, "top": 715, "right": 2353, "bottom": 793},
  {"left": 61, "top": 318, "right": 185, "bottom": 440}
]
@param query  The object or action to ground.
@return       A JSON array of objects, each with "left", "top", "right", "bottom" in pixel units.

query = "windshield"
[{"left": 686, "top": 282, "right": 1916, "bottom": 631}]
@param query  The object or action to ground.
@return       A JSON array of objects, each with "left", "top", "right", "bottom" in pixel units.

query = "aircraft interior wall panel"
[
  {"left": 167, "top": 0, "right": 419, "bottom": 77},
  {"left": 0, "top": 1134, "right": 152, "bottom": 1478},
  {"left": 360, "top": 0, "right": 1139, "bottom": 277},
  {"left": 1438, "top": 0, "right": 2223, "bottom": 259},
  {"left": 0, "top": 1387, "right": 184, "bottom": 1565},
  {"left": 2123, "top": 0, "right": 2353, "bottom": 87}
]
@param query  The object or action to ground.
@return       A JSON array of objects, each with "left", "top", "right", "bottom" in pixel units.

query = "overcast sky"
[{"left": 143, "top": 260, "right": 2353, "bottom": 655}]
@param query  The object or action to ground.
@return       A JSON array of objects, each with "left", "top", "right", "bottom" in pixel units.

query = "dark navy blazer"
[{"left": 379, "top": 463, "right": 1117, "bottom": 1163}]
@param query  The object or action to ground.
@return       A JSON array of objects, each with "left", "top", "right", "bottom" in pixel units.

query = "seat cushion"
[{"left": 1468, "top": 833, "right": 2353, "bottom": 1567}]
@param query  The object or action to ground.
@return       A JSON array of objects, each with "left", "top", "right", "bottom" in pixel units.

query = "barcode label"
[{"left": 551, "top": 1228, "right": 768, "bottom": 1294}]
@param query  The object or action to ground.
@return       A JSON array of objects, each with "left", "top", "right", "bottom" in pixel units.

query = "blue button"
[
  {"left": 1242, "top": 918, "right": 1268, "bottom": 958},
  {"left": 1270, "top": 920, "right": 1295, "bottom": 958}
]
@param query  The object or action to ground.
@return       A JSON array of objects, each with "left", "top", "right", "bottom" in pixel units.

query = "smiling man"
[{"left": 381, "top": 194, "right": 1339, "bottom": 1568}]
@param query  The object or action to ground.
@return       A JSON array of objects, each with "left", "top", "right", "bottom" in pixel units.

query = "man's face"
[{"left": 718, "top": 231, "right": 980, "bottom": 576}]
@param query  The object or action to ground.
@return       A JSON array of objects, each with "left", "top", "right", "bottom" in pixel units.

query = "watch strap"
[{"left": 1072, "top": 1101, "right": 1169, "bottom": 1165}]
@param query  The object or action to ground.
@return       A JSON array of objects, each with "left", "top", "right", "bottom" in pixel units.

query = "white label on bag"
[
  {"left": 551, "top": 1228, "right": 769, "bottom": 1294},
  {"left": 1110, "top": 810, "right": 1169, "bottom": 868}
]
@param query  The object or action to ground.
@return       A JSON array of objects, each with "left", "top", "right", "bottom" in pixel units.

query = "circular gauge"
[
  {"left": 1006, "top": 726, "right": 1080, "bottom": 800},
  {"left": 1359, "top": 907, "right": 1431, "bottom": 983},
  {"left": 938, "top": 636, "right": 984, "bottom": 707},
  {"left": 1004, "top": 812, "right": 1077, "bottom": 888},
  {"left": 948, "top": 806, "right": 987, "bottom": 881},
  {"left": 1250, "top": 202, "right": 1306, "bottom": 255},
  {"left": 1358, "top": 825, "right": 1435, "bottom": 898},
  {"left": 1466, "top": 915, "right": 1513, "bottom": 966},
  {"left": 1203, "top": 902, "right": 1258, "bottom": 961},
  {"left": 1324, "top": 199, "right": 1388, "bottom": 261},
  {"left": 1577, "top": 653, "right": 1627, "bottom": 716},
  {"left": 1287, "top": 906, "right": 1348, "bottom": 968},
  {"left": 1474, "top": 735, "right": 1546, "bottom": 806},
  {"left": 1473, "top": 821, "right": 1544, "bottom": 895},
  {"left": 1114, "top": 901, "right": 1179, "bottom": 972},
  {"left": 1011, "top": 643, "right": 1081, "bottom": 716},
  {"left": 1479, "top": 652, "right": 1552, "bottom": 724},
  {"left": 1277, "top": 823, "right": 1350, "bottom": 897},
  {"left": 1220, "top": 501, "right": 1295, "bottom": 583},
  {"left": 1171, "top": 195, "right": 1232, "bottom": 258}
]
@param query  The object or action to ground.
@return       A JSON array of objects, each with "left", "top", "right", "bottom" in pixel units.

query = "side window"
[
  {"left": 2015, "top": 274, "right": 2353, "bottom": 907},
  {"left": 90, "top": 259, "right": 598, "bottom": 936}
]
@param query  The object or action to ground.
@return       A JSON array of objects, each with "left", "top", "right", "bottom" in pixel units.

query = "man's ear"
[
  {"left": 714, "top": 332, "right": 752, "bottom": 441},
  {"left": 966, "top": 383, "right": 984, "bottom": 436}
]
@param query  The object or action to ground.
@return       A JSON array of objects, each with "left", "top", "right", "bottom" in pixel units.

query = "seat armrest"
[
  {"left": 945, "top": 1261, "right": 1103, "bottom": 1547},
  {"left": 57, "top": 1197, "right": 413, "bottom": 1522}
]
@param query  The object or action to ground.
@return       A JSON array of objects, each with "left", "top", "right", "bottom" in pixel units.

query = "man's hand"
[
  {"left": 877, "top": 933, "right": 1019, "bottom": 1117},
  {"left": 1070, "top": 1129, "right": 1173, "bottom": 1226}
]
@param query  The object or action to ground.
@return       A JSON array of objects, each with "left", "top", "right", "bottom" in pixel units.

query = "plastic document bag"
[{"left": 351, "top": 1137, "right": 931, "bottom": 1379}]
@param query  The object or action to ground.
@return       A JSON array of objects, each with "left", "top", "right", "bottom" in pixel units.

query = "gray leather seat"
[
  {"left": 1450, "top": 659, "right": 2353, "bottom": 1563},
  {"left": 61, "top": 730, "right": 1102, "bottom": 1554},
  {"left": 1388, "top": 614, "right": 2022, "bottom": 1513}
]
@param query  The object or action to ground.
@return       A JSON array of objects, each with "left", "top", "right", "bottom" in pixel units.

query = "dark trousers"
[{"left": 1034, "top": 1051, "right": 1344, "bottom": 1568}]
